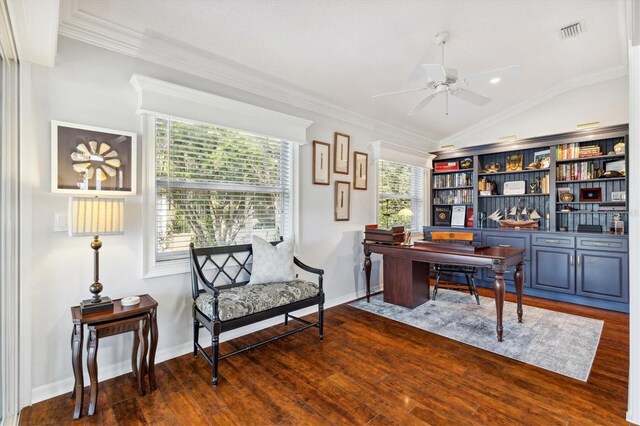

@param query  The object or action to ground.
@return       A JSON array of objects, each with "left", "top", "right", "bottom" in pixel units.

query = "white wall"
[
  {"left": 24, "top": 37, "right": 433, "bottom": 402},
  {"left": 440, "top": 76, "right": 629, "bottom": 148}
]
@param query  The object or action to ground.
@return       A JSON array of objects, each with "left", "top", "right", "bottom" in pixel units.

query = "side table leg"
[
  {"left": 87, "top": 329, "right": 99, "bottom": 416},
  {"left": 149, "top": 307, "right": 158, "bottom": 391},
  {"left": 131, "top": 329, "right": 140, "bottom": 379},
  {"left": 137, "top": 317, "right": 148, "bottom": 396},
  {"left": 493, "top": 271, "right": 506, "bottom": 342},
  {"left": 71, "top": 324, "right": 84, "bottom": 419}
]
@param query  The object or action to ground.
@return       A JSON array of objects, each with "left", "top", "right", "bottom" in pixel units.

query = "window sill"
[{"left": 143, "top": 258, "right": 190, "bottom": 279}]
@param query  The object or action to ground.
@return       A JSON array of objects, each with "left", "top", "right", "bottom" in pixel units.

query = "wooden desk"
[
  {"left": 70, "top": 294, "right": 158, "bottom": 419},
  {"left": 363, "top": 242, "right": 525, "bottom": 341}
]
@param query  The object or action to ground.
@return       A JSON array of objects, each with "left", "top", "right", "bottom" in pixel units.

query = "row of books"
[
  {"left": 556, "top": 143, "right": 602, "bottom": 160},
  {"left": 557, "top": 162, "right": 598, "bottom": 181},
  {"left": 433, "top": 172, "right": 472, "bottom": 188},
  {"left": 433, "top": 189, "right": 473, "bottom": 205}
]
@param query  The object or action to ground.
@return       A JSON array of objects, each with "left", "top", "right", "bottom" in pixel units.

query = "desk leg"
[
  {"left": 514, "top": 262, "right": 524, "bottom": 323},
  {"left": 87, "top": 330, "right": 99, "bottom": 416},
  {"left": 493, "top": 271, "right": 506, "bottom": 342},
  {"left": 364, "top": 246, "right": 372, "bottom": 302},
  {"left": 71, "top": 324, "right": 83, "bottom": 419},
  {"left": 137, "top": 317, "right": 148, "bottom": 396},
  {"left": 149, "top": 307, "right": 158, "bottom": 391}
]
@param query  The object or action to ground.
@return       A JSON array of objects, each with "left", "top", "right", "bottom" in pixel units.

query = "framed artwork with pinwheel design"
[{"left": 51, "top": 121, "right": 137, "bottom": 195}]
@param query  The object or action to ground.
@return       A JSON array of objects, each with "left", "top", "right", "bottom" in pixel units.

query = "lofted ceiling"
[{"left": 58, "top": 0, "right": 628, "bottom": 143}]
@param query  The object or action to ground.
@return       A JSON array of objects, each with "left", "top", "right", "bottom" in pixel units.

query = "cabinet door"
[
  {"left": 531, "top": 246, "right": 575, "bottom": 294},
  {"left": 576, "top": 250, "right": 628, "bottom": 302}
]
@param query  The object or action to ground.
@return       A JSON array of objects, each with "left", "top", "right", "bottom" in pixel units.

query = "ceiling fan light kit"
[{"left": 372, "top": 31, "right": 520, "bottom": 116}]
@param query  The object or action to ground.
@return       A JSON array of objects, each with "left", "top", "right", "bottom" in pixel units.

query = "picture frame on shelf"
[
  {"left": 533, "top": 149, "right": 550, "bottom": 168},
  {"left": 604, "top": 159, "right": 625, "bottom": 173},
  {"left": 451, "top": 205, "right": 467, "bottom": 227},
  {"left": 557, "top": 187, "right": 572, "bottom": 201},
  {"left": 51, "top": 120, "right": 136, "bottom": 195},
  {"left": 312, "top": 140, "right": 330, "bottom": 185},
  {"left": 353, "top": 151, "right": 368, "bottom": 190},
  {"left": 579, "top": 187, "right": 602, "bottom": 202},
  {"left": 433, "top": 205, "right": 451, "bottom": 226},
  {"left": 505, "top": 154, "right": 523, "bottom": 172},
  {"left": 333, "top": 132, "right": 350, "bottom": 174},
  {"left": 334, "top": 181, "right": 351, "bottom": 221},
  {"left": 611, "top": 191, "right": 626, "bottom": 202}
]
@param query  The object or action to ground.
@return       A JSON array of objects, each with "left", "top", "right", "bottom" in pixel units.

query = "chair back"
[{"left": 431, "top": 231, "right": 474, "bottom": 245}]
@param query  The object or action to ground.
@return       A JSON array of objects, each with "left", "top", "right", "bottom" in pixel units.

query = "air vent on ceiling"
[{"left": 560, "top": 21, "right": 583, "bottom": 39}]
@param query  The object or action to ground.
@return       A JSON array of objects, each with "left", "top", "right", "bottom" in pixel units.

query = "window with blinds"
[
  {"left": 378, "top": 159, "right": 424, "bottom": 231},
  {"left": 155, "top": 116, "right": 293, "bottom": 260}
]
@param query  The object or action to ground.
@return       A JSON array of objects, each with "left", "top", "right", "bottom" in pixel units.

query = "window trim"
[
  {"left": 132, "top": 76, "right": 312, "bottom": 278},
  {"left": 371, "top": 140, "right": 432, "bottom": 237}
]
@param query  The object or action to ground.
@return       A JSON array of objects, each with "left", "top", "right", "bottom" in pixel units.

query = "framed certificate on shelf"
[{"left": 451, "top": 205, "right": 467, "bottom": 227}]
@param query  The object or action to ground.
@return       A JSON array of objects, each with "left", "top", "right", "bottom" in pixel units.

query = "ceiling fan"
[{"left": 372, "top": 31, "right": 520, "bottom": 116}]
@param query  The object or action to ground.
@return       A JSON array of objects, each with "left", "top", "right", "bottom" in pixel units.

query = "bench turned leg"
[
  {"left": 193, "top": 319, "right": 199, "bottom": 356},
  {"left": 212, "top": 335, "right": 219, "bottom": 385}
]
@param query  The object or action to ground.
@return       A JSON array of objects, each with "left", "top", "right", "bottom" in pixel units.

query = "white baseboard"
[{"left": 29, "top": 286, "right": 380, "bottom": 404}]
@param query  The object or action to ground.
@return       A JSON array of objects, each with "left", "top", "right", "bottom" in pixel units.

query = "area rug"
[{"left": 350, "top": 290, "right": 603, "bottom": 381}]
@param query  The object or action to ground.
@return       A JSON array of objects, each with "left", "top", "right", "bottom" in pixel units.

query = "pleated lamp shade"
[{"left": 68, "top": 197, "right": 124, "bottom": 237}]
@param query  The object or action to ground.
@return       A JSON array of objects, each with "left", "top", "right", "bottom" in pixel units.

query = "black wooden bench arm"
[{"left": 294, "top": 257, "right": 324, "bottom": 290}]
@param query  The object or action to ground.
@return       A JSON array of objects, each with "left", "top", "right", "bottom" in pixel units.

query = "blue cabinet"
[
  {"left": 422, "top": 226, "right": 629, "bottom": 311},
  {"left": 576, "top": 249, "right": 628, "bottom": 302},
  {"left": 531, "top": 246, "right": 575, "bottom": 294}
]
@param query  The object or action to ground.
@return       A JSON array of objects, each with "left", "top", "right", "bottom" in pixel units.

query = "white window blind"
[
  {"left": 155, "top": 116, "right": 292, "bottom": 260},
  {"left": 378, "top": 159, "right": 424, "bottom": 231}
]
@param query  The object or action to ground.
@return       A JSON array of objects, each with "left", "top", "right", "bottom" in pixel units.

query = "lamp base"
[{"left": 80, "top": 296, "right": 114, "bottom": 315}]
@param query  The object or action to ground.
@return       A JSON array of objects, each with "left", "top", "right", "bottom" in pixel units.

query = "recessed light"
[{"left": 490, "top": 77, "right": 501, "bottom": 84}]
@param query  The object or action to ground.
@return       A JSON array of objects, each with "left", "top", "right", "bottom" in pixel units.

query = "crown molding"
[
  {"left": 438, "top": 65, "right": 629, "bottom": 147},
  {"left": 58, "top": 2, "right": 435, "bottom": 149},
  {"left": 6, "top": 0, "right": 59, "bottom": 66}
]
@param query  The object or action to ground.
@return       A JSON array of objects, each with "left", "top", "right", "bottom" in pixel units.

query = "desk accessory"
[
  {"left": 364, "top": 225, "right": 404, "bottom": 244},
  {"left": 69, "top": 197, "right": 124, "bottom": 314}
]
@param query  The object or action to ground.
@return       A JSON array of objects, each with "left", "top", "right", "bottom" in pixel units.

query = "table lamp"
[
  {"left": 69, "top": 197, "right": 124, "bottom": 314},
  {"left": 397, "top": 208, "right": 413, "bottom": 245}
]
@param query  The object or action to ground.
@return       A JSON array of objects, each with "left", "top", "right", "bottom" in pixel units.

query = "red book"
[
  {"left": 434, "top": 161, "right": 459, "bottom": 172},
  {"left": 466, "top": 207, "right": 474, "bottom": 228}
]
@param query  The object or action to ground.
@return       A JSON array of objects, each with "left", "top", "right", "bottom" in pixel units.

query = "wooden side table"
[{"left": 70, "top": 294, "right": 158, "bottom": 419}]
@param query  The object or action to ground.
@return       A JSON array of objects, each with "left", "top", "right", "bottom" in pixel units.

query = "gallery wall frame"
[
  {"left": 312, "top": 140, "right": 331, "bottom": 185},
  {"left": 353, "top": 151, "right": 368, "bottom": 190},
  {"left": 334, "top": 180, "right": 351, "bottom": 221},
  {"left": 51, "top": 121, "right": 137, "bottom": 195},
  {"left": 334, "top": 132, "right": 350, "bottom": 175}
]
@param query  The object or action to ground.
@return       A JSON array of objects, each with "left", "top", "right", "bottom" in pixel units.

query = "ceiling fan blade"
[
  {"left": 422, "top": 64, "right": 447, "bottom": 82},
  {"left": 407, "top": 92, "right": 437, "bottom": 115},
  {"left": 371, "top": 87, "right": 427, "bottom": 98},
  {"left": 451, "top": 88, "right": 492, "bottom": 106},
  {"left": 459, "top": 65, "right": 521, "bottom": 86}
]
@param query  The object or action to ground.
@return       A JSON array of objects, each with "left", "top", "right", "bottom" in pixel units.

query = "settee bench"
[{"left": 189, "top": 241, "right": 325, "bottom": 384}]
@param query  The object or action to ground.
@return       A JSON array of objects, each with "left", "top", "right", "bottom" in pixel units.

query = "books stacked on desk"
[{"left": 364, "top": 225, "right": 404, "bottom": 245}]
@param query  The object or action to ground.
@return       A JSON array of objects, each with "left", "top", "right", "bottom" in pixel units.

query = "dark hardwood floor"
[{"left": 21, "top": 287, "right": 630, "bottom": 425}]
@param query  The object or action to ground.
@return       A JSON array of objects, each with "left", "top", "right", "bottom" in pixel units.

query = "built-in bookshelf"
[{"left": 429, "top": 125, "right": 628, "bottom": 233}]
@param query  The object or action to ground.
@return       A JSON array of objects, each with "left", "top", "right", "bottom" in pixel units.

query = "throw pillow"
[{"left": 248, "top": 235, "right": 295, "bottom": 285}]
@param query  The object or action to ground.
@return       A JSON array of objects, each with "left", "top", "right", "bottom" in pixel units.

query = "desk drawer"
[
  {"left": 577, "top": 236, "right": 627, "bottom": 252},
  {"left": 532, "top": 234, "right": 575, "bottom": 248},
  {"left": 482, "top": 232, "right": 530, "bottom": 260}
]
